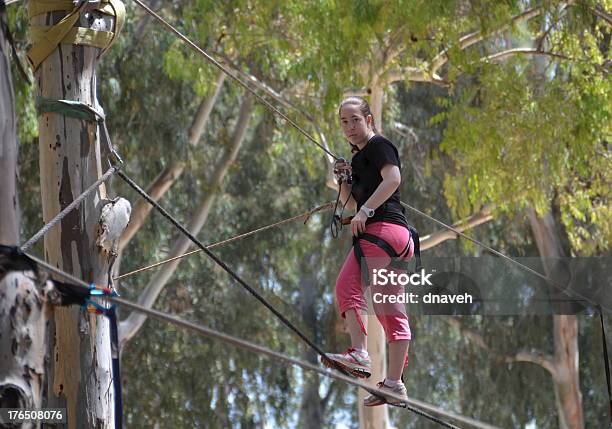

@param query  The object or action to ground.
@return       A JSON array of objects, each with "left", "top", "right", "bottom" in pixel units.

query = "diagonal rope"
[
  {"left": 115, "top": 169, "right": 358, "bottom": 378},
  {"left": 20, "top": 166, "right": 117, "bottom": 251},
  {"left": 401, "top": 201, "right": 608, "bottom": 312},
  {"left": 130, "top": 0, "right": 338, "bottom": 161},
  {"left": 22, "top": 251, "right": 487, "bottom": 429},
  {"left": 114, "top": 201, "right": 334, "bottom": 281}
]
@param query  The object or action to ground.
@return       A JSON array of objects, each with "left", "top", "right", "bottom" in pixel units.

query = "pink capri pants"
[{"left": 336, "top": 221, "right": 413, "bottom": 342}]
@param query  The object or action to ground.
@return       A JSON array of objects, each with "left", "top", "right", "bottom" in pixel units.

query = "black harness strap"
[
  {"left": 107, "top": 307, "right": 123, "bottom": 429},
  {"left": 352, "top": 225, "right": 422, "bottom": 286}
]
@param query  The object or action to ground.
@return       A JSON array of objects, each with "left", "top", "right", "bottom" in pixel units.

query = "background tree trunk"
[
  {"left": 0, "top": 7, "right": 51, "bottom": 423},
  {"left": 359, "top": 83, "right": 392, "bottom": 429},
  {"left": 0, "top": 3, "right": 19, "bottom": 246},
  {"left": 298, "top": 253, "right": 326, "bottom": 429},
  {"left": 33, "top": 7, "right": 125, "bottom": 428},
  {"left": 527, "top": 208, "right": 584, "bottom": 429},
  {"left": 119, "top": 95, "right": 254, "bottom": 345}
]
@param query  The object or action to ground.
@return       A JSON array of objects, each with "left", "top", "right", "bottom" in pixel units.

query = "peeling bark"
[
  {"left": 118, "top": 96, "right": 254, "bottom": 346},
  {"left": 0, "top": 272, "right": 54, "bottom": 429},
  {"left": 0, "top": 11, "right": 50, "bottom": 428}
]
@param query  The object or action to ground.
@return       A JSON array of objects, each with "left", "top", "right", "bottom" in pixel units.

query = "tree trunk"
[
  {"left": 33, "top": 6, "right": 128, "bottom": 428},
  {"left": 298, "top": 253, "right": 325, "bottom": 428},
  {"left": 0, "top": 5, "right": 19, "bottom": 246},
  {"left": 119, "top": 95, "right": 254, "bottom": 346},
  {"left": 118, "top": 71, "right": 226, "bottom": 253},
  {"left": 527, "top": 208, "right": 584, "bottom": 429},
  {"left": 358, "top": 83, "right": 392, "bottom": 429},
  {"left": 0, "top": 9, "right": 51, "bottom": 424},
  {"left": 0, "top": 270, "right": 54, "bottom": 425}
]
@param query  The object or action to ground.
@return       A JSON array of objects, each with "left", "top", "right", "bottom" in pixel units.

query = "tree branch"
[
  {"left": 442, "top": 318, "right": 557, "bottom": 378},
  {"left": 584, "top": 3, "right": 612, "bottom": 26},
  {"left": 482, "top": 47, "right": 572, "bottom": 63},
  {"left": 420, "top": 206, "right": 494, "bottom": 250},
  {"left": 430, "top": 3, "right": 557, "bottom": 75},
  {"left": 506, "top": 350, "right": 557, "bottom": 377},
  {"left": 384, "top": 65, "right": 447, "bottom": 86},
  {"left": 116, "top": 71, "right": 225, "bottom": 253}
]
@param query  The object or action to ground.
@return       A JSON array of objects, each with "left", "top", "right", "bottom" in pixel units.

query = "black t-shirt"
[{"left": 350, "top": 135, "right": 408, "bottom": 228}]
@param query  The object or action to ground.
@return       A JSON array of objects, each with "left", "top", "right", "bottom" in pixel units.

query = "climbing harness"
[
  {"left": 352, "top": 222, "right": 422, "bottom": 287},
  {"left": 330, "top": 158, "right": 353, "bottom": 238}
]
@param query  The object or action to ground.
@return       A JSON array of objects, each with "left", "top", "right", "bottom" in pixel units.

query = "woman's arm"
[
  {"left": 350, "top": 164, "right": 401, "bottom": 236},
  {"left": 362, "top": 164, "right": 401, "bottom": 210}
]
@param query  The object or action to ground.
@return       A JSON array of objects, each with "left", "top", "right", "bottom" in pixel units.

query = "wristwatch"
[{"left": 360, "top": 206, "right": 375, "bottom": 218}]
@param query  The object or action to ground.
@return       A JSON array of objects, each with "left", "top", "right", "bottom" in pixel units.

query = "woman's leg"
[
  {"left": 387, "top": 340, "right": 410, "bottom": 381},
  {"left": 327, "top": 249, "right": 373, "bottom": 378},
  {"left": 345, "top": 308, "right": 367, "bottom": 350}
]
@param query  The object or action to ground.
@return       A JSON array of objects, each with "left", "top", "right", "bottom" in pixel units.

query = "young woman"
[{"left": 323, "top": 96, "right": 414, "bottom": 407}]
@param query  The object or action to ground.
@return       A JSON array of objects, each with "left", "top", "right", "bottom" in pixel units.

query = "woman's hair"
[{"left": 338, "top": 96, "right": 378, "bottom": 152}]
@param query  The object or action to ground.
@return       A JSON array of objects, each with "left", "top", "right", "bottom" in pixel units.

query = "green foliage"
[{"left": 439, "top": 50, "right": 610, "bottom": 254}]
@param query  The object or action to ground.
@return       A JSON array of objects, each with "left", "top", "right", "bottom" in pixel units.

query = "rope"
[
  {"left": 22, "top": 251, "right": 476, "bottom": 429},
  {"left": 108, "top": 297, "right": 465, "bottom": 428},
  {"left": 400, "top": 201, "right": 609, "bottom": 313},
  {"left": 130, "top": 0, "right": 338, "bottom": 161},
  {"left": 115, "top": 169, "right": 355, "bottom": 378},
  {"left": 20, "top": 166, "right": 117, "bottom": 251},
  {"left": 114, "top": 201, "right": 334, "bottom": 281}
]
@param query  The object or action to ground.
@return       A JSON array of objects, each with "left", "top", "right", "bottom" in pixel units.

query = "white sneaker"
[
  {"left": 363, "top": 380, "right": 408, "bottom": 407},
  {"left": 320, "top": 348, "right": 371, "bottom": 379}
]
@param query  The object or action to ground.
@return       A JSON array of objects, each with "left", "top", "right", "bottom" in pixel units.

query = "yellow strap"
[
  {"left": 68, "top": 27, "right": 114, "bottom": 48},
  {"left": 27, "top": 3, "right": 84, "bottom": 70},
  {"left": 28, "top": 0, "right": 116, "bottom": 18},
  {"left": 101, "top": 0, "right": 125, "bottom": 54},
  {"left": 28, "top": 0, "right": 74, "bottom": 18},
  {"left": 27, "top": 0, "right": 125, "bottom": 70}
]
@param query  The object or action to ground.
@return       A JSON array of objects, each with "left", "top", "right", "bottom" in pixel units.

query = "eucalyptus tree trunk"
[
  {"left": 119, "top": 95, "right": 254, "bottom": 346},
  {"left": 359, "top": 83, "right": 392, "bottom": 429},
  {"left": 0, "top": 6, "right": 51, "bottom": 421},
  {"left": 298, "top": 253, "right": 325, "bottom": 428},
  {"left": 118, "top": 71, "right": 226, "bottom": 253},
  {"left": 0, "top": 270, "right": 54, "bottom": 426},
  {"left": 527, "top": 209, "right": 583, "bottom": 429},
  {"left": 32, "top": 5, "right": 129, "bottom": 428},
  {"left": 0, "top": 4, "right": 19, "bottom": 245}
]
